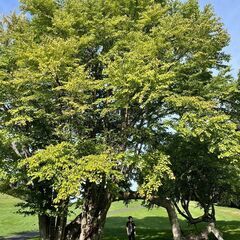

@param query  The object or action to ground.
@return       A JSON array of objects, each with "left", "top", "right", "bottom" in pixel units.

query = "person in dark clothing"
[{"left": 126, "top": 216, "right": 136, "bottom": 240}]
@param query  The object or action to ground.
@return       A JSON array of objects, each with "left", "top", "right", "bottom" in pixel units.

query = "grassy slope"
[
  {"left": 0, "top": 194, "right": 37, "bottom": 238},
  {"left": 0, "top": 194, "right": 240, "bottom": 239}
]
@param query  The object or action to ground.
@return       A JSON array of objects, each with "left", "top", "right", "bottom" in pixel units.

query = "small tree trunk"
[
  {"left": 164, "top": 200, "right": 183, "bottom": 240},
  {"left": 208, "top": 222, "right": 224, "bottom": 240},
  {"left": 150, "top": 197, "right": 184, "bottom": 240}
]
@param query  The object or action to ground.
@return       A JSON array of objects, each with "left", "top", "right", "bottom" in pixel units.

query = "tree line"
[{"left": 0, "top": 0, "right": 239, "bottom": 240}]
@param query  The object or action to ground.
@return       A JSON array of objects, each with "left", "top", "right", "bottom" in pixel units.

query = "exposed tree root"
[{"left": 186, "top": 222, "right": 224, "bottom": 240}]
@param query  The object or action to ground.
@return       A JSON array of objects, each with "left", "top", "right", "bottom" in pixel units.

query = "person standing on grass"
[{"left": 126, "top": 216, "right": 136, "bottom": 240}]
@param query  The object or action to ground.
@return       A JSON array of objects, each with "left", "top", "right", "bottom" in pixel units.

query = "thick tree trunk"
[
  {"left": 79, "top": 183, "right": 112, "bottom": 240},
  {"left": 38, "top": 214, "right": 67, "bottom": 240},
  {"left": 164, "top": 200, "right": 183, "bottom": 240},
  {"left": 39, "top": 214, "right": 57, "bottom": 240},
  {"left": 39, "top": 214, "right": 50, "bottom": 240},
  {"left": 55, "top": 215, "right": 67, "bottom": 240}
]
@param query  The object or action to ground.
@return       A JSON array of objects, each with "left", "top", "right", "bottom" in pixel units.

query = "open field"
[{"left": 0, "top": 194, "right": 240, "bottom": 239}]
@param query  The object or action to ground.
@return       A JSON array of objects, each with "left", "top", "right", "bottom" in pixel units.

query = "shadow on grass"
[
  {"left": 217, "top": 221, "right": 240, "bottom": 240},
  {"left": 103, "top": 216, "right": 176, "bottom": 240},
  {"left": 0, "top": 231, "right": 39, "bottom": 240},
  {"left": 0, "top": 218, "right": 239, "bottom": 240},
  {"left": 103, "top": 217, "right": 240, "bottom": 240}
]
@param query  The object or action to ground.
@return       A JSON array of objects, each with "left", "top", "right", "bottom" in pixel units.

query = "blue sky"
[
  {"left": 199, "top": 0, "right": 240, "bottom": 77},
  {"left": 0, "top": 0, "right": 239, "bottom": 77}
]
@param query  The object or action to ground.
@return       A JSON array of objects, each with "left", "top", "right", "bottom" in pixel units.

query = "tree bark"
[
  {"left": 65, "top": 214, "right": 82, "bottom": 240},
  {"left": 79, "top": 183, "right": 112, "bottom": 240},
  {"left": 39, "top": 214, "right": 50, "bottom": 240},
  {"left": 55, "top": 215, "right": 67, "bottom": 240},
  {"left": 164, "top": 200, "right": 183, "bottom": 240},
  {"left": 50, "top": 216, "right": 56, "bottom": 240},
  {"left": 38, "top": 214, "right": 57, "bottom": 240},
  {"left": 38, "top": 214, "right": 68, "bottom": 240},
  {"left": 186, "top": 222, "right": 224, "bottom": 240},
  {"left": 209, "top": 222, "right": 224, "bottom": 240},
  {"left": 149, "top": 197, "right": 183, "bottom": 240}
]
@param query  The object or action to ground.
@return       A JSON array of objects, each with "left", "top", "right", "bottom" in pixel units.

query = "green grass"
[
  {"left": 0, "top": 194, "right": 240, "bottom": 239},
  {"left": 0, "top": 194, "right": 38, "bottom": 238},
  {"left": 104, "top": 201, "right": 240, "bottom": 240}
]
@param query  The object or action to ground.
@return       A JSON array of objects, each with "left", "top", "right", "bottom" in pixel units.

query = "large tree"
[{"left": 0, "top": 1, "right": 239, "bottom": 240}]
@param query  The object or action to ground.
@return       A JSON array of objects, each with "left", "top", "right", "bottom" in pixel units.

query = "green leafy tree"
[
  {"left": 122, "top": 1, "right": 239, "bottom": 239},
  {"left": 0, "top": 1, "right": 239, "bottom": 240},
  {"left": 0, "top": 1, "right": 172, "bottom": 239}
]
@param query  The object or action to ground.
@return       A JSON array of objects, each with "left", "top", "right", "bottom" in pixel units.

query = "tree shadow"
[
  {"left": 0, "top": 218, "right": 239, "bottom": 240},
  {"left": 102, "top": 217, "right": 240, "bottom": 240},
  {"left": 217, "top": 221, "right": 240, "bottom": 240},
  {"left": 103, "top": 216, "right": 176, "bottom": 240},
  {"left": 0, "top": 231, "right": 39, "bottom": 240}
]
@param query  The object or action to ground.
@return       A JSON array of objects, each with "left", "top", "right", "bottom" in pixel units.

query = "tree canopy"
[{"left": 0, "top": 0, "right": 239, "bottom": 240}]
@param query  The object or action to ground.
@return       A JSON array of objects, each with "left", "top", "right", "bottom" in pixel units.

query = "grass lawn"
[
  {"left": 0, "top": 194, "right": 240, "bottom": 239},
  {"left": 0, "top": 194, "right": 38, "bottom": 238}
]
